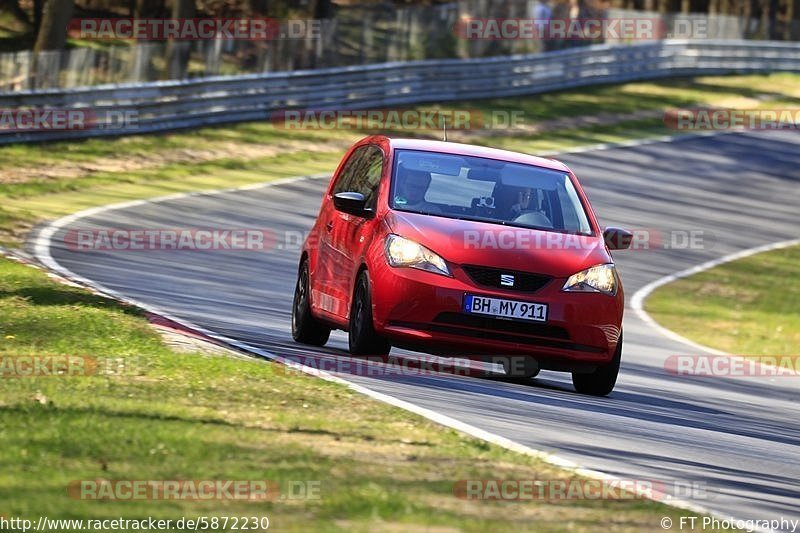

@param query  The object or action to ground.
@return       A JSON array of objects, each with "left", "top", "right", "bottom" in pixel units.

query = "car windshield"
[{"left": 390, "top": 149, "right": 593, "bottom": 235}]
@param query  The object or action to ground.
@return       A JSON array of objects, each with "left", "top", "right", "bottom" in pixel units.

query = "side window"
[
  {"left": 360, "top": 148, "right": 384, "bottom": 209},
  {"left": 332, "top": 146, "right": 369, "bottom": 195},
  {"left": 333, "top": 145, "right": 384, "bottom": 209}
]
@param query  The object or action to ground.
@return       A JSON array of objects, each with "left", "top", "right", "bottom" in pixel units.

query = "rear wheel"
[
  {"left": 291, "top": 260, "right": 331, "bottom": 346},
  {"left": 349, "top": 271, "right": 391, "bottom": 356},
  {"left": 572, "top": 334, "right": 622, "bottom": 396}
]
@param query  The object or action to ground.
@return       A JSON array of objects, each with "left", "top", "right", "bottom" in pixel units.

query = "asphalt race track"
[{"left": 37, "top": 131, "right": 800, "bottom": 527}]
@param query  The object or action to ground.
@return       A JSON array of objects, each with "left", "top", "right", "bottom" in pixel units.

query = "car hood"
[{"left": 384, "top": 210, "right": 611, "bottom": 278}]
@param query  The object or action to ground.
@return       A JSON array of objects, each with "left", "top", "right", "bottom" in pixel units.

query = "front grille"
[
  {"left": 462, "top": 264, "right": 551, "bottom": 292},
  {"left": 389, "top": 314, "right": 604, "bottom": 353},
  {"left": 434, "top": 312, "right": 570, "bottom": 340}
]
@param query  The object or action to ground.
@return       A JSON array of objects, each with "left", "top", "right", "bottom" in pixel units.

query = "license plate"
[{"left": 463, "top": 294, "right": 548, "bottom": 322}]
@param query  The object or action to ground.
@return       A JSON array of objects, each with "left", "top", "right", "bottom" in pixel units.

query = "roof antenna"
[{"left": 442, "top": 116, "right": 448, "bottom": 142}]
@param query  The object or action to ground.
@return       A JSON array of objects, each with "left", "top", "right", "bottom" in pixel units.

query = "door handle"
[{"left": 325, "top": 221, "right": 334, "bottom": 232}]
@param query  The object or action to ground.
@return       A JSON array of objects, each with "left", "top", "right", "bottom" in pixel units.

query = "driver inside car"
[
  {"left": 494, "top": 184, "right": 533, "bottom": 220},
  {"left": 394, "top": 166, "right": 442, "bottom": 214}
]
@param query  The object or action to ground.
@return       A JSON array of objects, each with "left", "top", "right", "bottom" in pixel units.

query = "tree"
[
  {"left": 0, "top": 0, "right": 31, "bottom": 31},
  {"left": 135, "top": 0, "right": 165, "bottom": 18},
  {"left": 310, "top": 0, "right": 333, "bottom": 18},
  {"left": 249, "top": 0, "right": 268, "bottom": 16},
  {"left": 767, "top": 0, "right": 778, "bottom": 38},
  {"left": 33, "top": 0, "right": 73, "bottom": 52},
  {"left": 33, "top": 0, "right": 44, "bottom": 34},
  {"left": 164, "top": 0, "right": 194, "bottom": 79}
]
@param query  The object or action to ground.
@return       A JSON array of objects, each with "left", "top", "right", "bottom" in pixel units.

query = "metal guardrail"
[{"left": 2, "top": 39, "right": 800, "bottom": 145}]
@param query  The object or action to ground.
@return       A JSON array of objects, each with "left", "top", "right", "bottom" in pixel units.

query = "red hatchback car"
[{"left": 292, "top": 136, "right": 632, "bottom": 395}]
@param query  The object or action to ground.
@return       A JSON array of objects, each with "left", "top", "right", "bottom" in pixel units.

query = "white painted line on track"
[{"left": 630, "top": 238, "right": 800, "bottom": 356}]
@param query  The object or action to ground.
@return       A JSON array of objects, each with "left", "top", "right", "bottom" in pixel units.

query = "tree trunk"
[
  {"left": 33, "top": 0, "right": 44, "bottom": 35},
  {"left": 767, "top": 0, "right": 778, "bottom": 37},
  {"left": 135, "top": 0, "right": 163, "bottom": 18},
  {"left": 310, "top": 0, "right": 333, "bottom": 19},
  {"left": 33, "top": 0, "right": 73, "bottom": 52},
  {"left": 249, "top": 0, "right": 268, "bottom": 16},
  {"left": 164, "top": 0, "right": 194, "bottom": 79}
]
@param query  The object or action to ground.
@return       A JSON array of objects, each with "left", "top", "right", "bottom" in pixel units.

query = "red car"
[{"left": 292, "top": 136, "right": 631, "bottom": 395}]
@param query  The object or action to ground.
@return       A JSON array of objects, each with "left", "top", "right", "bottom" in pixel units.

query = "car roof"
[{"left": 381, "top": 137, "right": 570, "bottom": 173}]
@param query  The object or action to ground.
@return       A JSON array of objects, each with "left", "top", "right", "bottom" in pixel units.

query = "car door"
[
  {"left": 313, "top": 146, "right": 365, "bottom": 319},
  {"left": 330, "top": 145, "right": 385, "bottom": 320}
]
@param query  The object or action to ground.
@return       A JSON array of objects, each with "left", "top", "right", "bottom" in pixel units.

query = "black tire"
[
  {"left": 572, "top": 334, "right": 622, "bottom": 396},
  {"left": 348, "top": 271, "right": 391, "bottom": 356},
  {"left": 291, "top": 260, "right": 331, "bottom": 346},
  {"left": 497, "top": 356, "right": 540, "bottom": 378}
]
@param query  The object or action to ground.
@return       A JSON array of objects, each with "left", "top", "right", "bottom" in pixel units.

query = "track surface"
[{"left": 40, "top": 131, "right": 800, "bottom": 526}]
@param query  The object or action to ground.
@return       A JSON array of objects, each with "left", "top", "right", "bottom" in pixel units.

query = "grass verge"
[
  {"left": 646, "top": 244, "right": 800, "bottom": 355},
  {"left": 0, "top": 257, "right": 707, "bottom": 531}
]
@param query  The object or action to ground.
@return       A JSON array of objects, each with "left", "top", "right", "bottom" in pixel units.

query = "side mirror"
[
  {"left": 603, "top": 227, "right": 633, "bottom": 250},
  {"left": 333, "top": 191, "right": 371, "bottom": 217}
]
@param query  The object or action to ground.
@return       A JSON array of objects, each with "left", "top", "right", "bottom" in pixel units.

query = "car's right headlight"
[
  {"left": 385, "top": 234, "right": 451, "bottom": 277},
  {"left": 562, "top": 263, "right": 618, "bottom": 296}
]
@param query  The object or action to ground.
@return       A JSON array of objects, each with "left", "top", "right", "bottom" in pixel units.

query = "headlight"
[
  {"left": 385, "top": 234, "right": 451, "bottom": 277},
  {"left": 562, "top": 264, "right": 618, "bottom": 296}
]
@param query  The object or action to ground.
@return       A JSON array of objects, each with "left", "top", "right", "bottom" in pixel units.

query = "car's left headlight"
[
  {"left": 562, "top": 263, "right": 618, "bottom": 296},
  {"left": 385, "top": 234, "right": 451, "bottom": 277}
]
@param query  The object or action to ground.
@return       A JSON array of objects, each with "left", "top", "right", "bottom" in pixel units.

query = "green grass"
[
  {"left": 0, "top": 257, "right": 709, "bottom": 531},
  {"left": 646, "top": 244, "right": 800, "bottom": 355},
  {"left": 2, "top": 72, "right": 799, "bottom": 246}
]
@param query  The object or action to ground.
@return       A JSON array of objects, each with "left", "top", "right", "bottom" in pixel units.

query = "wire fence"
[{"left": 1, "top": 0, "right": 798, "bottom": 93}]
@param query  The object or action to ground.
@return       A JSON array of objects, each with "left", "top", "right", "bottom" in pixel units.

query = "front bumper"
[{"left": 370, "top": 260, "right": 623, "bottom": 365}]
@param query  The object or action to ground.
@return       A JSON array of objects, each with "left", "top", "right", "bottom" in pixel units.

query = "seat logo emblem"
[{"left": 500, "top": 274, "right": 515, "bottom": 287}]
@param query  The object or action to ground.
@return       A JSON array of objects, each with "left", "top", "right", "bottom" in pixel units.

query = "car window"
[
  {"left": 332, "top": 145, "right": 384, "bottom": 209},
  {"left": 426, "top": 168, "right": 493, "bottom": 207},
  {"left": 391, "top": 149, "right": 593, "bottom": 235},
  {"left": 558, "top": 176, "right": 591, "bottom": 233},
  {"left": 332, "top": 146, "right": 367, "bottom": 195}
]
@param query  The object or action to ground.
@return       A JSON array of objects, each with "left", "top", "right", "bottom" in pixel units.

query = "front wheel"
[
  {"left": 291, "top": 260, "right": 331, "bottom": 346},
  {"left": 572, "top": 334, "right": 622, "bottom": 396},
  {"left": 349, "top": 271, "right": 391, "bottom": 356}
]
